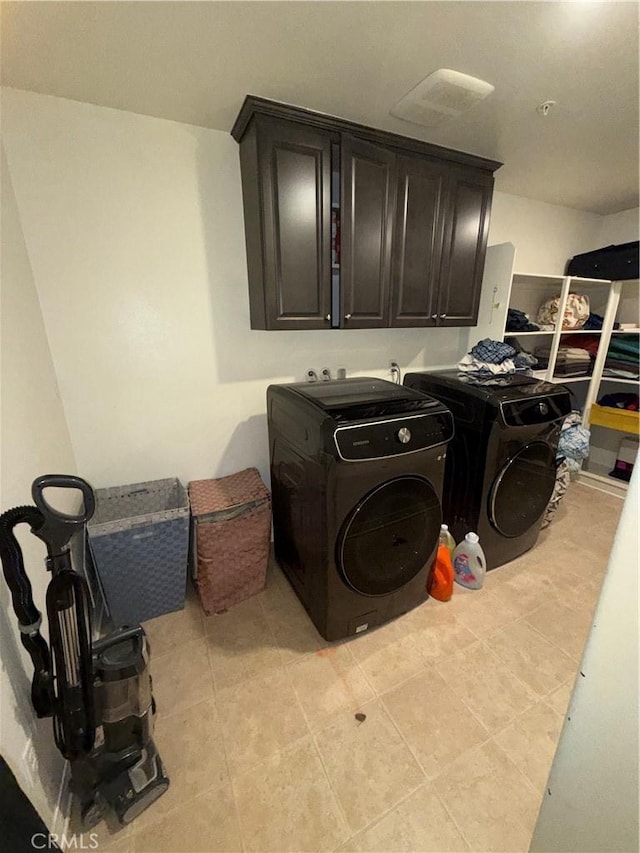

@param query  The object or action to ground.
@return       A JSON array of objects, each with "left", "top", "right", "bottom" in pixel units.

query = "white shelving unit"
[{"left": 476, "top": 243, "right": 639, "bottom": 493}]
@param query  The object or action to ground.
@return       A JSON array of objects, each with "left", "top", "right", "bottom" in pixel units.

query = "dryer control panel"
[
  {"left": 334, "top": 411, "right": 454, "bottom": 461},
  {"left": 499, "top": 392, "right": 572, "bottom": 428}
]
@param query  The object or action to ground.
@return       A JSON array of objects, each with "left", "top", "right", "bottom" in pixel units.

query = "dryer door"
[
  {"left": 489, "top": 441, "right": 557, "bottom": 538},
  {"left": 337, "top": 476, "right": 441, "bottom": 596}
]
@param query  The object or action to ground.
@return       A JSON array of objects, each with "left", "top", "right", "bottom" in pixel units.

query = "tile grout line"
[
  {"left": 330, "top": 775, "right": 432, "bottom": 852},
  {"left": 267, "top": 620, "right": 354, "bottom": 845},
  {"left": 432, "top": 640, "right": 542, "bottom": 733},
  {"left": 217, "top": 590, "right": 292, "bottom": 853},
  {"left": 482, "top": 613, "right": 584, "bottom": 686},
  {"left": 430, "top": 786, "right": 475, "bottom": 853},
  {"left": 520, "top": 608, "right": 594, "bottom": 665},
  {"left": 204, "top": 626, "right": 247, "bottom": 853},
  {"left": 135, "top": 599, "right": 246, "bottom": 851},
  {"left": 489, "top": 735, "right": 550, "bottom": 831}
]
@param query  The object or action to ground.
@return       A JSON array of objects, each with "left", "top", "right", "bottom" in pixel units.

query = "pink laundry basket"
[{"left": 188, "top": 468, "right": 271, "bottom": 615}]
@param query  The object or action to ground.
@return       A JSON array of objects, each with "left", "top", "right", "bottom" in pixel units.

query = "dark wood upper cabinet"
[
  {"left": 239, "top": 116, "right": 334, "bottom": 330},
  {"left": 340, "top": 136, "right": 396, "bottom": 329},
  {"left": 437, "top": 168, "right": 494, "bottom": 326},
  {"left": 233, "top": 97, "right": 501, "bottom": 330},
  {"left": 390, "top": 156, "right": 447, "bottom": 327}
]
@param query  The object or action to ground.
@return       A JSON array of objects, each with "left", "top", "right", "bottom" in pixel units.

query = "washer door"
[
  {"left": 489, "top": 441, "right": 557, "bottom": 538},
  {"left": 337, "top": 476, "right": 441, "bottom": 596}
]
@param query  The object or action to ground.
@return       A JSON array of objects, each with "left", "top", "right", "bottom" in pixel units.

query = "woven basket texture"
[
  {"left": 189, "top": 467, "right": 269, "bottom": 516},
  {"left": 87, "top": 478, "right": 190, "bottom": 625},
  {"left": 189, "top": 468, "right": 271, "bottom": 615}
]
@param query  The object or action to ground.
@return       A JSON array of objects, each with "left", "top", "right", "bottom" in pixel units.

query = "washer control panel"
[{"left": 334, "top": 411, "right": 454, "bottom": 461}]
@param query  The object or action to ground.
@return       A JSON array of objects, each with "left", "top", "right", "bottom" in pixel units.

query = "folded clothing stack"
[
  {"left": 603, "top": 335, "right": 639, "bottom": 380},
  {"left": 506, "top": 308, "right": 539, "bottom": 332},
  {"left": 582, "top": 312, "right": 621, "bottom": 331},
  {"left": 534, "top": 345, "right": 591, "bottom": 376},
  {"left": 458, "top": 338, "right": 537, "bottom": 384},
  {"left": 561, "top": 333, "right": 639, "bottom": 380},
  {"left": 597, "top": 392, "right": 639, "bottom": 411}
]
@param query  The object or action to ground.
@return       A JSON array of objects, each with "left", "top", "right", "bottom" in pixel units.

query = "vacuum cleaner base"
[{"left": 77, "top": 740, "right": 169, "bottom": 827}]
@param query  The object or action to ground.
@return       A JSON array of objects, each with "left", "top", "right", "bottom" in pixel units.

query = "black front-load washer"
[
  {"left": 267, "top": 378, "right": 454, "bottom": 641},
  {"left": 403, "top": 371, "right": 572, "bottom": 570}
]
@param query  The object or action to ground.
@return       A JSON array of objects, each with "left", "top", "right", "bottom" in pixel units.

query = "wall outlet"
[{"left": 21, "top": 738, "right": 38, "bottom": 788}]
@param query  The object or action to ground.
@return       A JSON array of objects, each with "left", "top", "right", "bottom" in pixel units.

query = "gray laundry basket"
[{"left": 87, "top": 478, "right": 190, "bottom": 626}]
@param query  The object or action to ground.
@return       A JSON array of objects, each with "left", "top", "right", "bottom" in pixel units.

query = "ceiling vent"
[{"left": 390, "top": 69, "right": 495, "bottom": 128}]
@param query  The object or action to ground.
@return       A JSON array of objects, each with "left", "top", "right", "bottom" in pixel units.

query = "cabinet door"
[
  {"left": 340, "top": 135, "right": 396, "bottom": 328},
  {"left": 437, "top": 169, "right": 493, "bottom": 326},
  {"left": 390, "top": 156, "right": 447, "bottom": 327},
  {"left": 257, "top": 117, "right": 333, "bottom": 330}
]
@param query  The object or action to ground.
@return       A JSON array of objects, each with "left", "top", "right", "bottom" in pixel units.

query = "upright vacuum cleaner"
[{"left": 0, "top": 475, "right": 169, "bottom": 827}]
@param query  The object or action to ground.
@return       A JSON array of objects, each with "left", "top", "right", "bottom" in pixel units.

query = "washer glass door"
[
  {"left": 490, "top": 441, "right": 557, "bottom": 538},
  {"left": 337, "top": 476, "right": 441, "bottom": 596}
]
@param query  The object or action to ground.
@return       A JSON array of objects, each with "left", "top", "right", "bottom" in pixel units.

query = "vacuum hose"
[
  {"left": 0, "top": 476, "right": 97, "bottom": 754},
  {"left": 0, "top": 506, "right": 55, "bottom": 717}
]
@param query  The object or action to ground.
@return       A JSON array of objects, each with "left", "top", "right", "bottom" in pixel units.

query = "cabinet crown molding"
[{"left": 231, "top": 94, "right": 502, "bottom": 174}]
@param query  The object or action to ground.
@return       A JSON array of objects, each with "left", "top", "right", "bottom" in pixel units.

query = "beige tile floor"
[{"left": 85, "top": 482, "right": 623, "bottom": 853}]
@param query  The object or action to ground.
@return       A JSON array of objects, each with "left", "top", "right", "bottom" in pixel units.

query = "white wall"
[
  {"left": 1, "top": 143, "right": 78, "bottom": 828},
  {"left": 488, "top": 191, "right": 602, "bottom": 274},
  {"left": 0, "top": 87, "right": 629, "bottom": 492},
  {"left": 596, "top": 206, "right": 639, "bottom": 246},
  {"left": 530, "top": 468, "right": 639, "bottom": 852},
  {"left": 1, "top": 88, "right": 469, "bottom": 489}
]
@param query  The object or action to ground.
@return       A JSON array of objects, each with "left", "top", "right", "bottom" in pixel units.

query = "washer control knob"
[
  {"left": 538, "top": 401, "right": 549, "bottom": 416},
  {"left": 397, "top": 427, "right": 412, "bottom": 444}
]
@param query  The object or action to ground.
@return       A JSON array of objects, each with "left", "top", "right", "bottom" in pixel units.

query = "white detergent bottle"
[{"left": 452, "top": 532, "right": 486, "bottom": 590}]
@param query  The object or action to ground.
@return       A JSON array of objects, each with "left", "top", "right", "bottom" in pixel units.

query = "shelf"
[
  {"left": 528, "top": 371, "right": 591, "bottom": 384},
  {"left": 558, "top": 329, "right": 604, "bottom": 335},
  {"left": 551, "top": 375, "right": 592, "bottom": 384},
  {"left": 504, "top": 330, "right": 554, "bottom": 336},
  {"left": 612, "top": 328, "right": 640, "bottom": 334},
  {"left": 600, "top": 376, "right": 639, "bottom": 385},
  {"left": 512, "top": 272, "right": 566, "bottom": 282},
  {"left": 511, "top": 272, "right": 614, "bottom": 286},
  {"left": 566, "top": 276, "right": 613, "bottom": 286},
  {"left": 578, "top": 467, "right": 629, "bottom": 497}
]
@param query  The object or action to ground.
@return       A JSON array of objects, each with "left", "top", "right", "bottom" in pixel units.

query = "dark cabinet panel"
[
  {"left": 234, "top": 98, "right": 501, "bottom": 331},
  {"left": 438, "top": 170, "right": 493, "bottom": 326},
  {"left": 390, "top": 156, "right": 446, "bottom": 327},
  {"left": 340, "top": 136, "right": 396, "bottom": 328},
  {"left": 242, "top": 117, "right": 333, "bottom": 329}
]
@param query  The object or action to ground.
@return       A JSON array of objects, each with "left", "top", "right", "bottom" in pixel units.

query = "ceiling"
[{"left": 2, "top": 1, "right": 638, "bottom": 215}]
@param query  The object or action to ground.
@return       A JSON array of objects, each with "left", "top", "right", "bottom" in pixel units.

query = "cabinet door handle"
[
  {"left": 345, "top": 314, "right": 352, "bottom": 320},
  {"left": 441, "top": 313, "right": 447, "bottom": 319},
  {"left": 326, "top": 314, "right": 331, "bottom": 321},
  {"left": 431, "top": 314, "right": 438, "bottom": 320}
]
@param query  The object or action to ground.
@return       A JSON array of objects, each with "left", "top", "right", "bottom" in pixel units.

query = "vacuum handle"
[{"left": 32, "top": 475, "right": 95, "bottom": 526}]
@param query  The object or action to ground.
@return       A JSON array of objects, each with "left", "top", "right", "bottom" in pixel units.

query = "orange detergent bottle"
[{"left": 428, "top": 544, "right": 454, "bottom": 602}]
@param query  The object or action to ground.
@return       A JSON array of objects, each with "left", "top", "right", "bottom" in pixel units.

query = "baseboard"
[
  {"left": 50, "top": 760, "right": 71, "bottom": 838},
  {"left": 577, "top": 469, "right": 628, "bottom": 499}
]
